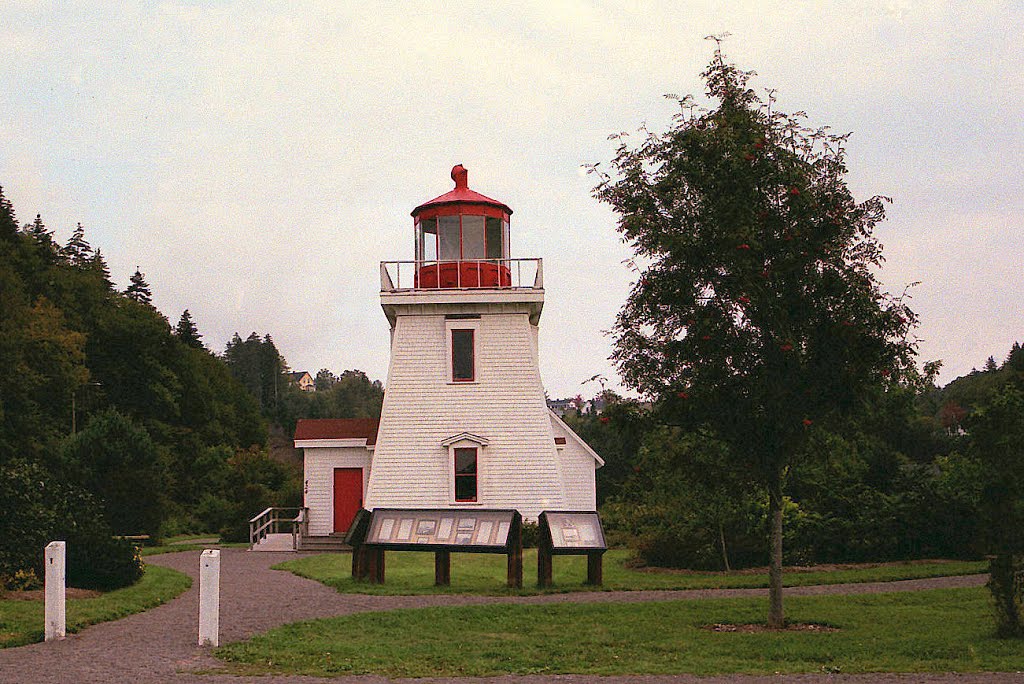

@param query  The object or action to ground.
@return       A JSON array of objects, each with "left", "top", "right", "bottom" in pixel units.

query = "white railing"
[
  {"left": 380, "top": 258, "right": 543, "bottom": 292},
  {"left": 248, "top": 507, "right": 305, "bottom": 548}
]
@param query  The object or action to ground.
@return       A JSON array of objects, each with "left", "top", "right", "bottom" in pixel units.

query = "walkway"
[{"left": 0, "top": 549, "right": 1012, "bottom": 684}]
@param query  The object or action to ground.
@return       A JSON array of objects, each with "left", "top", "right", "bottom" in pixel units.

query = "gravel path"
[{"left": 0, "top": 549, "right": 1013, "bottom": 684}]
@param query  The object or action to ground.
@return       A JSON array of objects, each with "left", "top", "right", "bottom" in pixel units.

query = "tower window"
[
  {"left": 454, "top": 448, "right": 478, "bottom": 502},
  {"left": 451, "top": 329, "right": 475, "bottom": 382}
]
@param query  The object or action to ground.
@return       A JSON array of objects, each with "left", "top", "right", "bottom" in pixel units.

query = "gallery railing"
[{"left": 380, "top": 258, "right": 543, "bottom": 292}]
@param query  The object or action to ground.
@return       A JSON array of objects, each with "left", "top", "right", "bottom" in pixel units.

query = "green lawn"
[
  {"left": 216, "top": 587, "right": 1024, "bottom": 677},
  {"left": 276, "top": 549, "right": 986, "bottom": 596},
  {"left": 0, "top": 565, "right": 191, "bottom": 648}
]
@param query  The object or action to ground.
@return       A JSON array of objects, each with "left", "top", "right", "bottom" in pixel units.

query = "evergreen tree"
[
  {"left": 174, "top": 309, "right": 204, "bottom": 349},
  {"left": 0, "top": 186, "right": 18, "bottom": 240},
  {"left": 984, "top": 355, "right": 998, "bottom": 373},
  {"left": 314, "top": 368, "right": 337, "bottom": 391},
  {"left": 1006, "top": 342, "right": 1024, "bottom": 373},
  {"left": 593, "top": 43, "right": 917, "bottom": 627},
  {"left": 62, "top": 222, "right": 93, "bottom": 265},
  {"left": 125, "top": 267, "right": 153, "bottom": 305},
  {"left": 89, "top": 249, "right": 112, "bottom": 283},
  {"left": 24, "top": 214, "right": 59, "bottom": 257}
]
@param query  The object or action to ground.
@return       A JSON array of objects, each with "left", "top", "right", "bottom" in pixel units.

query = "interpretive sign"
[
  {"left": 542, "top": 511, "right": 606, "bottom": 552},
  {"left": 365, "top": 508, "right": 518, "bottom": 551},
  {"left": 354, "top": 508, "right": 523, "bottom": 587},
  {"left": 537, "top": 511, "right": 607, "bottom": 587}
]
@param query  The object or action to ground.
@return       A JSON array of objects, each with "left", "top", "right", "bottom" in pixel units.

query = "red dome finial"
[{"left": 451, "top": 164, "right": 468, "bottom": 189}]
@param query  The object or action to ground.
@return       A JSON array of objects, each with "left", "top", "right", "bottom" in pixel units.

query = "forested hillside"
[{"left": 0, "top": 186, "right": 382, "bottom": 588}]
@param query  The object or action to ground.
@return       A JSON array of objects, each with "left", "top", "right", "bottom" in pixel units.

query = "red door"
[{"left": 333, "top": 468, "right": 363, "bottom": 533}]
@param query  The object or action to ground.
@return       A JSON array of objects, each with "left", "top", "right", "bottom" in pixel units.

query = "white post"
[
  {"left": 44, "top": 541, "right": 66, "bottom": 641},
  {"left": 198, "top": 549, "right": 220, "bottom": 647}
]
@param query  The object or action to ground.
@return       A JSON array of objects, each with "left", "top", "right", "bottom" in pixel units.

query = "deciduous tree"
[{"left": 592, "top": 43, "right": 917, "bottom": 627}]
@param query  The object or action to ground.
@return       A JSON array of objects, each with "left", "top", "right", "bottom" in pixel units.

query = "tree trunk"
[
  {"left": 718, "top": 521, "right": 731, "bottom": 572},
  {"left": 988, "top": 553, "right": 1023, "bottom": 638},
  {"left": 767, "top": 470, "right": 784, "bottom": 629}
]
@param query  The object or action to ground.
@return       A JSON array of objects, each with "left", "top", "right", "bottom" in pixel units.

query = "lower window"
[{"left": 454, "top": 447, "right": 478, "bottom": 502}]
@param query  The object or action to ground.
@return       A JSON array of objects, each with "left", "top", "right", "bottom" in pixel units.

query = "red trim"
[
  {"left": 451, "top": 329, "right": 475, "bottom": 381},
  {"left": 416, "top": 262, "right": 511, "bottom": 288},
  {"left": 415, "top": 204, "right": 508, "bottom": 221},
  {"left": 454, "top": 447, "right": 478, "bottom": 502}
]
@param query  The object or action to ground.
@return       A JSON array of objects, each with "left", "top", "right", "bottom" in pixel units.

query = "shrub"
[
  {"left": 520, "top": 521, "right": 539, "bottom": 549},
  {"left": 2, "top": 569, "right": 42, "bottom": 592},
  {"left": 0, "top": 460, "right": 144, "bottom": 591},
  {"left": 66, "top": 533, "right": 144, "bottom": 591}
]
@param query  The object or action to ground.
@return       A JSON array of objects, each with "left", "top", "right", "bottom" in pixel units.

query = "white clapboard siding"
[
  {"left": 366, "top": 304, "right": 575, "bottom": 521},
  {"left": 303, "top": 447, "right": 372, "bottom": 536},
  {"left": 549, "top": 412, "right": 600, "bottom": 511}
]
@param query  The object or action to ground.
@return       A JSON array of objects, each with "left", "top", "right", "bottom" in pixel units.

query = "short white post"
[
  {"left": 44, "top": 541, "right": 66, "bottom": 641},
  {"left": 198, "top": 549, "right": 220, "bottom": 647}
]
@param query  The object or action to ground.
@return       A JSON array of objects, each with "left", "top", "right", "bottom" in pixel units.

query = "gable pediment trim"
[{"left": 441, "top": 432, "right": 489, "bottom": 447}]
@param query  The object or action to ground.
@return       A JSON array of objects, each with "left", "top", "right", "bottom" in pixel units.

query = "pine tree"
[
  {"left": 125, "top": 268, "right": 153, "bottom": 305},
  {"left": 174, "top": 309, "right": 204, "bottom": 349},
  {"left": 0, "top": 186, "right": 18, "bottom": 239},
  {"left": 63, "top": 222, "right": 93, "bottom": 265},
  {"left": 89, "top": 249, "right": 114, "bottom": 287},
  {"left": 1006, "top": 342, "right": 1024, "bottom": 372}
]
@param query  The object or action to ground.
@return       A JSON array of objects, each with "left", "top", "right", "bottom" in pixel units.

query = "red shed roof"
[
  {"left": 294, "top": 418, "right": 380, "bottom": 445},
  {"left": 411, "top": 165, "right": 512, "bottom": 217}
]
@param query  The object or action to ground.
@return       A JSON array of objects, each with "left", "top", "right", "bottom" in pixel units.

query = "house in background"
[
  {"left": 288, "top": 371, "right": 315, "bottom": 392},
  {"left": 291, "top": 165, "right": 602, "bottom": 543}
]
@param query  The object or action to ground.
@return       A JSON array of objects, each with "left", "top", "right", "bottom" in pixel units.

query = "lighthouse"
[
  {"left": 292, "top": 166, "right": 602, "bottom": 543},
  {"left": 364, "top": 165, "right": 602, "bottom": 520}
]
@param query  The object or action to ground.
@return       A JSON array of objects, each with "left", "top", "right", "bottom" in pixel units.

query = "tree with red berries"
[{"left": 592, "top": 42, "right": 917, "bottom": 628}]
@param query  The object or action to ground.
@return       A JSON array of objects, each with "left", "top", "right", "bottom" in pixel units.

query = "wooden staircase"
[
  {"left": 296, "top": 533, "right": 350, "bottom": 553},
  {"left": 249, "top": 507, "right": 350, "bottom": 553}
]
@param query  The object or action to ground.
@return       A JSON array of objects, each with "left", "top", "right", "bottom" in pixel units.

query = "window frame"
[
  {"left": 446, "top": 319, "right": 480, "bottom": 384},
  {"left": 453, "top": 447, "right": 478, "bottom": 503}
]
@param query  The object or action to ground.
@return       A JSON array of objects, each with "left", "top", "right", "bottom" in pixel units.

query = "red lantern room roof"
[{"left": 411, "top": 165, "right": 513, "bottom": 218}]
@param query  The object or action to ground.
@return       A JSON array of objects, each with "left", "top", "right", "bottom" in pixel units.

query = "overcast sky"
[{"left": 2, "top": 1, "right": 1021, "bottom": 398}]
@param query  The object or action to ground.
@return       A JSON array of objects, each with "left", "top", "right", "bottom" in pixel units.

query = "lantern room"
[{"left": 412, "top": 165, "right": 513, "bottom": 288}]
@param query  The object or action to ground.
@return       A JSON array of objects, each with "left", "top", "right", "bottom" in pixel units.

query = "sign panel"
[
  {"left": 541, "top": 511, "right": 607, "bottom": 552},
  {"left": 365, "top": 508, "right": 517, "bottom": 551}
]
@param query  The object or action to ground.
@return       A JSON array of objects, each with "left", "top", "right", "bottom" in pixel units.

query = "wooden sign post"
[
  {"left": 358, "top": 508, "right": 522, "bottom": 589},
  {"left": 537, "top": 511, "right": 607, "bottom": 588}
]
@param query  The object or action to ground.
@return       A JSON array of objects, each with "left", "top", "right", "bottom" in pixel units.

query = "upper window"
[
  {"left": 451, "top": 329, "right": 475, "bottom": 382},
  {"left": 454, "top": 447, "right": 478, "bottom": 502}
]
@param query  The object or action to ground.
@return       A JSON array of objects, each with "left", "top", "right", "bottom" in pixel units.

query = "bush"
[
  {"left": 2, "top": 569, "right": 42, "bottom": 592},
  {"left": 0, "top": 460, "right": 144, "bottom": 591},
  {"left": 66, "top": 533, "right": 144, "bottom": 591},
  {"left": 520, "top": 521, "right": 539, "bottom": 549}
]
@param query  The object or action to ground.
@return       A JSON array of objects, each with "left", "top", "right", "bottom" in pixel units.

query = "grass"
[
  {"left": 0, "top": 564, "right": 191, "bottom": 648},
  {"left": 275, "top": 549, "right": 986, "bottom": 596},
  {"left": 140, "top": 535, "right": 248, "bottom": 557},
  {"left": 216, "top": 587, "right": 1024, "bottom": 678}
]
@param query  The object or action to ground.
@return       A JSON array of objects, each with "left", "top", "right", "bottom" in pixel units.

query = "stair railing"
[
  {"left": 291, "top": 507, "right": 309, "bottom": 550},
  {"left": 249, "top": 507, "right": 304, "bottom": 548}
]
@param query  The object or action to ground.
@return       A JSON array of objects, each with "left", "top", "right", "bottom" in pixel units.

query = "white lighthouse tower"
[{"left": 365, "top": 165, "right": 602, "bottom": 520}]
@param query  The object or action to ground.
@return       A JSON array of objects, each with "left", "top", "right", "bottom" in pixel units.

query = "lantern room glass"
[{"left": 416, "top": 216, "right": 509, "bottom": 263}]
